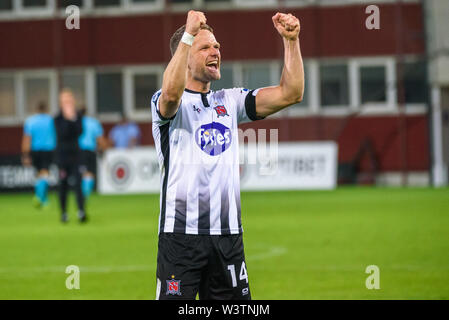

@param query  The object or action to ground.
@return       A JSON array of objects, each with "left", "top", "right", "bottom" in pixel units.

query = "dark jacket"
[{"left": 54, "top": 112, "right": 83, "bottom": 162}]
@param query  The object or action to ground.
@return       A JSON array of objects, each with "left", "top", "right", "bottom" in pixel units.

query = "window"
[
  {"left": 126, "top": 0, "right": 162, "bottom": 11},
  {"left": 124, "top": 67, "right": 162, "bottom": 119},
  {"left": 133, "top": 74, "right": 158, "bottom": 111},
  {"left": 235, "top": 0, "right": 275, "bottom": 5},
  {"left": 96, "top": 72, "right": 123, "bottom": 114},
  {"left": 130, "top": 0, "right": 156, "bottom": 3},
  {"left": 22, "top": 0, "right": 47, "bottom": 7},
  {"left": 58, "top": 0, "right": 83, "bottom": 8},
  {"left": 0, "top": 75, "right": 15, "bottom": 116},
  {"left": 61, "top": 72, "right": 86, "bottom": 109},
  {"left": 402, "top": 61, "right": 428, "bottom": 104},
  {"left": 320, "top": 64, "right": 349, "bottom": 107},
  {"left": 94, "top": 0, "right": 120, "bottom": 7},
  {"left": 360, "top": 65, "right": 386, "bottom": 104},
  {"left": 24, "top": 76, "right": 50, "bottom": 115},
  {"left": 0, "top": 0, "right": 13, "bottom": 11},
  {"left": 242, "top": 64, "right": 272, "bottom": 90},
  {"left": 212, "top": 65, "right": 233, "bottom": 90}
]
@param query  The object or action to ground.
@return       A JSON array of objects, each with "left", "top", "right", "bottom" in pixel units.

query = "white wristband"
[{"left": 181, "top": 32, "right": 195, "bottom": 46}]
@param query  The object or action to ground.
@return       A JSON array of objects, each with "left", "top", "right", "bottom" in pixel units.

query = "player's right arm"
[
  {"left": 158, "top": 10, "right": 206, "bottom": 119},
  {"left": 21, "top": 120, "right": 32, "bottom": 166},
  {"left": 21, "top": 135, "right": 32, "bottom": 166}
]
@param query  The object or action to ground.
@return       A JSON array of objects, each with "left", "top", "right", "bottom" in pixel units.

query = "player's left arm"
[{"left": 254, "top": 13, "right": 304, "bottom": 118}]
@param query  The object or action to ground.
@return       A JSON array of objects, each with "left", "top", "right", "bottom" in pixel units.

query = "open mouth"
[{"left": 206, "top": 61, "right": 219, "bottom": 72}]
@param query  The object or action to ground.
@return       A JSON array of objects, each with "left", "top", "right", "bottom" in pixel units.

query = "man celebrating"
[{"left": 151, "top": 11, "right": 303, "bottom": 300}]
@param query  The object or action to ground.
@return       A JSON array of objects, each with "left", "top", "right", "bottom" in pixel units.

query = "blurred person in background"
[
  {"left": 21, "top": 102, "right": 56, "bottom": 208},
  {"left": 152, "top": 11, "right": 303, "bottom": 300},
  {"left": 78, "top": 107, "right": 108, "bottom": 201},
  {"left": 108, "top": 113, "right": 141, "bottom": 148},
  {"left": 54, "top": 89, "right": 86, "bottom": 223}
]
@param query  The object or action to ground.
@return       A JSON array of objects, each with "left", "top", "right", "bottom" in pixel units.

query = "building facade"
[{"left": 0, "top": 0, "right": 437, "bottom": 185}]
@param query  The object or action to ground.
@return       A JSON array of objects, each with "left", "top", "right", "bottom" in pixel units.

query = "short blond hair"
[
  {"left": 170, "top": 24, "right": 214, "bottom": 56},
  {"left": 59, "top": 88, "right": 74, "bottom": 96}
]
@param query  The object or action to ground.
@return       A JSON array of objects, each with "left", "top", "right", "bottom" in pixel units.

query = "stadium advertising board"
[
  {"left": 240, "top": 142, "right": 338, "bottom": 191},
  {"left": 98, "top": 142, "right": 338, "bottom": 194},
  {"left": 0, "top": 156, "right": 58, "bottom": 192}
]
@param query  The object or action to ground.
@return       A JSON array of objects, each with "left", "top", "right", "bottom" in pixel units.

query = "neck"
[{"left": 186, "top": 77, "right": 211, "bottom": 93}]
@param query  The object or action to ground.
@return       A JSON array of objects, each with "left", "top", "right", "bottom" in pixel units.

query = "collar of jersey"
[{"left": 185, "top": 88, "right": 211, "bottom": 95}]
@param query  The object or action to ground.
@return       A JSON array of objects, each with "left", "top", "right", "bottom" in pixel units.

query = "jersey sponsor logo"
[
  {"left": 195, "top": 122, "right": 232, "bottom": 156},
  {"left": 214, "top": 105, "right": 229, "bottom": 117},
  {"left": 166, "top": 277, "right": 181, "bottom": 296},
  {"left": 193, "top": 105, "right": 201, "bottom": 113}
]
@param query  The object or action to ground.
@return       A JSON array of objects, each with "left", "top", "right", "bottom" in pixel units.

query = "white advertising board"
[
  {"left": 98, "top": 147, "right": 160, "bottom": 194},
  {"left": 98, "top": 142, "right": 338, "bottom": 194},
  {"left": 240, "top": 142, "right": 338, "bottom": 190}
]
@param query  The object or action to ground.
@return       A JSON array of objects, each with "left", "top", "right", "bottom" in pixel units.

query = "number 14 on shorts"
[{"left": 227, "top": 261, "right": 248, "bottom": 288}]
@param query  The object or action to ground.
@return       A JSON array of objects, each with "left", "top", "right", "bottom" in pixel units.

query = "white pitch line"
[
  {"left": 246, "top": 247, "right": 288, "bottom": 261},
  {"left": 0, "top": 265, "right": 154, "bottom": 274},
  {"left": 0, "top": 246, "right": 289, "bottom": 275},
  {"left": 2, "top": 261, "right": 446, "bottom": 275}
]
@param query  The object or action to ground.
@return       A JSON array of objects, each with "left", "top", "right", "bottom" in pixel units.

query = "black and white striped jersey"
[{"left": 151, "top": 87, "right": 263, "bottom": 235}]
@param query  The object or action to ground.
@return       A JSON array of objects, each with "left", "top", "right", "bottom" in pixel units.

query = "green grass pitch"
[{"left": 0, "top": 187, "right": 448, "bottom": 300}]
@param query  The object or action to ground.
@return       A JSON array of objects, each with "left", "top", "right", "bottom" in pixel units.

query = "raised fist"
[
  {"left": 186, "top": 10, "right": 207, "bottom": 36},
  {"left": 272, "top": 13, "right": 300, "bottom": 41}
]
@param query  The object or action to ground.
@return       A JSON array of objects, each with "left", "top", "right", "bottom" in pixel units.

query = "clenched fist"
[
  {"left": 186, "top": 10, "right": 207, "bottom": 36},
  {"left": 272, "top": 13, "right": 300, "bottom": 41}
]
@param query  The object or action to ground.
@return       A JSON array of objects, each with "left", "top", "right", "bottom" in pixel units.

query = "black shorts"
[
  {"left": 80, "top": 150, "right": 97, "bottom": 174},
  {"left": 156, "top": 233, "right": 251, "bottom": 300},
  {"left": 31, "top": 151, "right": 53, "bottom": 171}
]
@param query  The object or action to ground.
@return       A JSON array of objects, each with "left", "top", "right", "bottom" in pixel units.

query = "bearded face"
[{"left": 188, "top": 29, "right": 221, "bottom": 83}]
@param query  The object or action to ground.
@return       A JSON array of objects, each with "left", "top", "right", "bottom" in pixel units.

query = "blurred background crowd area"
[{"left": 0, "top": 0, "right": 448, "bottom": 187}]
